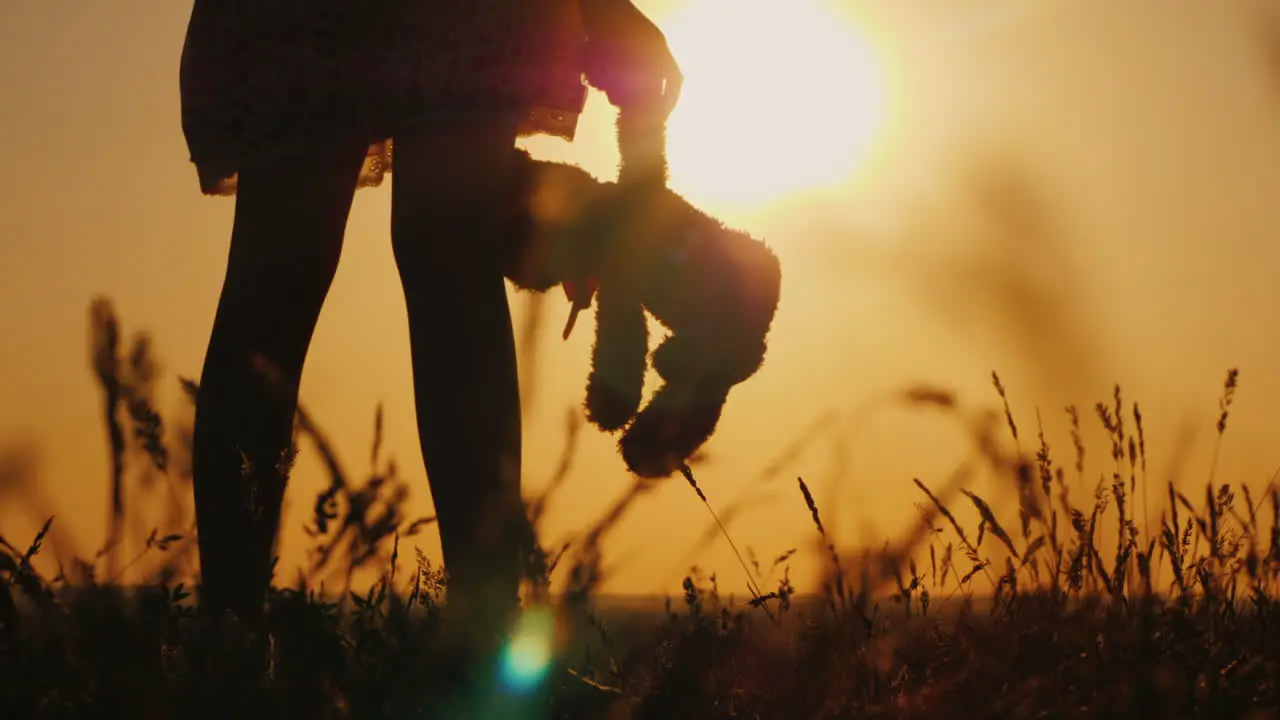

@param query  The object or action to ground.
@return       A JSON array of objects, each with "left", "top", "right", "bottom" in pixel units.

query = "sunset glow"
[{"left": 662, "top": 0, "right": 887, "bottom": 210}]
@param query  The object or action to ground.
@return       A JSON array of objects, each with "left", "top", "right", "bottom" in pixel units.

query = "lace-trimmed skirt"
[{"left": 180, "top": 0, "right": 589, "bottom": 196}]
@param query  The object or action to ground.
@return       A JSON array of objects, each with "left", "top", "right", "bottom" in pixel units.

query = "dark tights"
[{"left": 191, "top": 113, "right": 526, "bottom": 632}]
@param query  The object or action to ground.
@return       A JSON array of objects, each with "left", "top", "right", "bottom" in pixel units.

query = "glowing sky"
[{"left": 2, "top": 0, "right": 1279, "bottom": 596}]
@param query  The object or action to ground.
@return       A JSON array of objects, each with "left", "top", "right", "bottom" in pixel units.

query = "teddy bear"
[{"left": 501, "top": 105, "right": 782, "bottom": 479}]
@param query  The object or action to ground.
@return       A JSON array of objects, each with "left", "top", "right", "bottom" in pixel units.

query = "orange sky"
[{"left": 2, "top": 0, "right": 1279, "bottom": 597}]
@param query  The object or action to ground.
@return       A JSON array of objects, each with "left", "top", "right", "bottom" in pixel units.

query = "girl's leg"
[
  {"left": 390, "top": 113, "right": 527, "bottom": 639},
  {"left": 192, "top": 140, "right": 368, "bottom": 627}
]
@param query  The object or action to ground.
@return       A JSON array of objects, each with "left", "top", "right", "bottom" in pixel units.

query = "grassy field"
[{"left": 2, "top": 301, "right": 1279, "bottom": 719}]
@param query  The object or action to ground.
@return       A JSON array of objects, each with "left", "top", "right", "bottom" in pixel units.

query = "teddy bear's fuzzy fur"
[{"left": 501, "top": 109, "right": 782, "bottom": 478}]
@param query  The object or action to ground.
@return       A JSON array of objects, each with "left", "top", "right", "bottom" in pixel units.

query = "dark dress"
[{"left": 179, "top": 0, "right": 589, "bottom": 195}]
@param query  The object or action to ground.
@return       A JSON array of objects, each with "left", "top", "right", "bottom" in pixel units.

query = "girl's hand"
[{"left": 580, "top": 0, "right": 683, "bottom": 118}]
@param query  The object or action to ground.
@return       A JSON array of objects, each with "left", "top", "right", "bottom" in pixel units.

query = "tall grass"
[{"left": 1, "top": 300, "right": 1278, "bottom": 718}]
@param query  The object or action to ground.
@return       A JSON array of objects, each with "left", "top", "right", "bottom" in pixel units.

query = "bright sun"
[{"left": 661, "top": 0, "right": 887, "bottom": 212}]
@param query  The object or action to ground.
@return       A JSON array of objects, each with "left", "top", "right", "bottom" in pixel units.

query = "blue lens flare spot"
[{"left": 497, "top": 605, "right": 557, "bottom": 695}]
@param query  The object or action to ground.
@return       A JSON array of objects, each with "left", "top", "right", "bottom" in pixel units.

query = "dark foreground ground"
[
  {"left": 4, "top": 307, "right": 1279, "bottom": 717},
  {"left": 3, "top": 568, "right": 1280, "bottom": 720}
]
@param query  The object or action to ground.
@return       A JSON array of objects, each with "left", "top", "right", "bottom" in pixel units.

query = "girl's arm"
[{"left": 577, "top": 0, "right": 683, "bottom": 116}]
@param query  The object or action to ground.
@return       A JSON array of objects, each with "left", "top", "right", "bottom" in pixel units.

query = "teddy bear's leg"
[
  {"left": 584, "top": 285, "right": 649, "bottom": 432},
  {"left": 651, "top": 332, "right": 768, "bottom": 388},
  {"left": 620, "top": 380, "right": 730, "bottom": 478}
]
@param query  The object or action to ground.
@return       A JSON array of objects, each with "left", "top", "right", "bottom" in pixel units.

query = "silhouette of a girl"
[{"left": 180, "top": 0, "right": 682, "bottom": 638}]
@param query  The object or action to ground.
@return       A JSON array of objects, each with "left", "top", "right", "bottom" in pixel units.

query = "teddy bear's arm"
[{"left": 584, "top": 284, "right": 649, "bottom": 432}]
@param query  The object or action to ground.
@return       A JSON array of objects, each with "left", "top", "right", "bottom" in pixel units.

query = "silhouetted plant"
[{"left": 2, "top": 304, "right": 1278, "bottom": 719}]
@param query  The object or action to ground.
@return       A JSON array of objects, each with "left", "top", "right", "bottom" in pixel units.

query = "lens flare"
[{"left": 497, "top": 605, "right": 558, "bottom": 695}]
